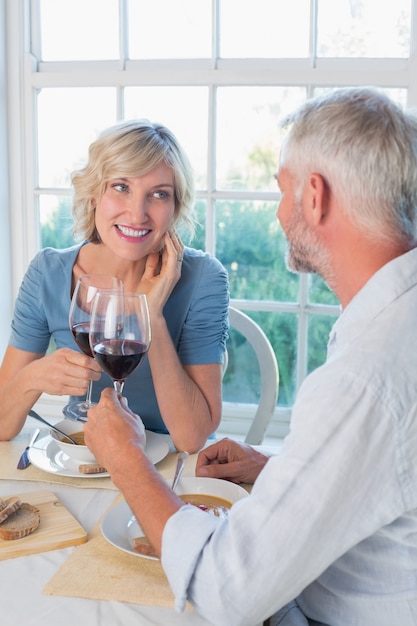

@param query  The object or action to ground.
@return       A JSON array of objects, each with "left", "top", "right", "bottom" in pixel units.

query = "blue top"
[{"left": 9, "top": 243, "right": 229, "bottom": 434}]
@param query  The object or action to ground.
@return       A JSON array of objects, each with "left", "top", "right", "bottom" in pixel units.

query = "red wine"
[
  {"left": 93, "top": 339, "right": 148, "bottom": 381},
  {"left": 71, "top": 323, "right": 93, "bottom": 357}
]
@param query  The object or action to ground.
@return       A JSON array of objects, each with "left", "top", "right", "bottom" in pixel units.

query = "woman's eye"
[
  {"left": 112, "top": 182, "right": 128, "bottom": 192},
  {"left": 152, "top": 190, "right": 169, "bottom": 199}
]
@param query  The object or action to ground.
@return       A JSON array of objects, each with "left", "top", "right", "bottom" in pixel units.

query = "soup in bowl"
[
  {"left": 127, "top": 476, "right": 249, "bottom": 558},
  {"left": 50, "top": 419, "right": 97, "bottom": 464}
]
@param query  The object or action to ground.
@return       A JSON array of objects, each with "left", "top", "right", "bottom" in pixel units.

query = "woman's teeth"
[{"left": 116, "top": 225, "right": 150, "bottom": 237}]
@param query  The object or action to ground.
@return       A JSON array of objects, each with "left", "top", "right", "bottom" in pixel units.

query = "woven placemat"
[
  {"left": 42, "top": 494, "right": 184, "bottom": 608},
  {"left": 42, "top": 452, "right": 200, "bottom": 605},
  {"left": 1, "top": 425, "right": 185, "bottom": 490}
]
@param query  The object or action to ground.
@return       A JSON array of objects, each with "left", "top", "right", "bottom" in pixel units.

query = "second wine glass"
[
  {"left": 63, "top": 274, "right": 124, "bottom": 421},
  {"left": 89, "top": 291, "right": 151, "bottom": 397}
]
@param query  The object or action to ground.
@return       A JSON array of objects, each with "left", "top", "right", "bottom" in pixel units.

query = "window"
[{"left": 5, "top": 0, "right": 417, "bottom": 436}]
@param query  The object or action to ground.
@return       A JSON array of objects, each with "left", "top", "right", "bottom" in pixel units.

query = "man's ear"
[{"left": 305, "top": 173, "right": 328, "bottom": 226}]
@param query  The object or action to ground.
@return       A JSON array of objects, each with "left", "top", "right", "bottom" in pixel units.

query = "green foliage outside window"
[{"left": 40, "top": 197, "right": 76, "bottom": 250}]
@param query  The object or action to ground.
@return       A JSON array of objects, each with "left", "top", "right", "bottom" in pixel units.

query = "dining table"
[{"left": 0, "top": 413, "right": 273, "bottom": 626}]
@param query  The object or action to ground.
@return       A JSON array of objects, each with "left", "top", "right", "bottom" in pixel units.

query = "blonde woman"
[{"left": 0, "top": 120, "right": 229, "bottom": 451}]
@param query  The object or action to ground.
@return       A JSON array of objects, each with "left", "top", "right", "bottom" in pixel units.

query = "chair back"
[{"left": 224, "top": 307, "right": 279, "bottom": 445}]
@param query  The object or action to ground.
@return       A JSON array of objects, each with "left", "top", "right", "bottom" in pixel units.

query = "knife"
[{"left": 17, "top": 428, "right": 40, "bottom": 470}]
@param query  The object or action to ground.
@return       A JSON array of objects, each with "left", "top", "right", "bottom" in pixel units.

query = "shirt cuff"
[{"left": 161, "top": 504, "right": 218, "bottom": 612}]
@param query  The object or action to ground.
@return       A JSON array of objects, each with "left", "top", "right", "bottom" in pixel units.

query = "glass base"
[{"left": 62, "top": 400, "right": 96, "bottom": 422}]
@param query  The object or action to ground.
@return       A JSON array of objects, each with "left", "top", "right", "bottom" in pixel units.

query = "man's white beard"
[{"left": 285, "top": 202, "right": 333, "bottom": 285}]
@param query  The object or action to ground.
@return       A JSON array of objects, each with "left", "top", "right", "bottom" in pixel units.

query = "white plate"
[
  {"left": 28, "top": 430, "right": 170, "bottom": 478},
  {"left": 101, "top": 477, "right": 249, "bottom": 560}
]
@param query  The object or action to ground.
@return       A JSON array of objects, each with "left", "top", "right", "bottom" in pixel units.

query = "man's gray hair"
[{"left": 280, "top": 87, "right": 417, "bottom": 244}]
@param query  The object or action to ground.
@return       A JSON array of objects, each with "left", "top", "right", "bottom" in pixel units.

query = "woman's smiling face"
[{"left": 94, "top": 162, "right": 176, "bottom": 261}]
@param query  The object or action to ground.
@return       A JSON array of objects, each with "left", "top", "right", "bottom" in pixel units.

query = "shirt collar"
[{"left": 327, "top": 247, "right": 417, "bottom": 357}]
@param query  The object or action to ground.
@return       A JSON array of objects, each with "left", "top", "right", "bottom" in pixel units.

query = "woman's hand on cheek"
[
  {"left": 168, "top": 229, "right": 184, "bottom": 260},
  {"left": 139, "top": 231, "right": 183, "bottom": 313}
]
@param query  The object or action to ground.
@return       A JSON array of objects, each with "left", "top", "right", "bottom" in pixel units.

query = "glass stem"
[
  {"left": 113, "top": 380, "right": 125, "bottom": 399},
  {"left": 85, "top": 380, "right": 93, "bottom": 408}
]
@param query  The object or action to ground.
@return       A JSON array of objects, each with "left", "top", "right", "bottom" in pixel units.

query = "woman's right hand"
[
  {"left": 28, "top": 347, "right": 102, "bottom": 397},
  {"left": 0, "top": 345, "right": 101, "bottom": 440}
]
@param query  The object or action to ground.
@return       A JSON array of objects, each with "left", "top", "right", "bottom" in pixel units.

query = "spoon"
[
  {"left": 171, "top": 451, "right": 189, "bottom": 492},
  {"left": 28, "top": 409, "right": 79, "bottom": 445}
]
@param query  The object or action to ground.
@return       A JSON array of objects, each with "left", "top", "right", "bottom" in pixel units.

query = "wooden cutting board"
[{"left": 0, "top": 489, "right": 87, "bottom": 560}]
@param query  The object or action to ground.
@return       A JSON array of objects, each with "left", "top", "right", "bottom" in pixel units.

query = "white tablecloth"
[
  {"left": 0, "top": 407, "right": 215, "bottom": 626},
  {"left": 0, "top": 477, "right": 217, "bottom": 626},
  {"left": 0, "top": 417, "right": 277, "bottom": 625}
]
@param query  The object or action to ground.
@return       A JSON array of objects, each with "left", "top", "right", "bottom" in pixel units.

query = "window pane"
[
  {"left": 258, "top": 311, "right": 297, "bottom": 407},
  {"left": 223, "top": 324, "right": 262, "bottom": 405},
  {"left": 216, "top": 87, "right": 306, "bottom": 191},
  {"left": 307, "top": 314, "right": 336, "bottom": 374},
  {"left": 220, "top": 0, "right": 310, "bottom": 57},
  {"left": 128, "top": 0, "right": 211, "bottom": 59},
  {"left": 40, "top": 0, "right": 119, "bottom": 61},
  {"left": 188, "top": 200, "right": 207, "bottom": 250},
  {"left": 317, "top": 0, "right": 411, "bottom": 58},
  {"left": 308, "top": 274, "right": 339, "bottom": 306},
  {"left": 39, "top": 195, "right": 76, "bottom": 249},
  {"left": 124, "top": 87, "right": 208, "bottom": 189},
  {"left": 223, "top": 310, "right": 297, "bottom": 408},
  {"left": 215, "top": 200, "right": 299, "bottom": 302},
  {"left": 37, "top": 88, "right": 117, "bottom": 188}
]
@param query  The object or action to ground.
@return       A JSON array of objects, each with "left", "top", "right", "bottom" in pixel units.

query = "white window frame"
[{"left": 3, "top": 0, "right": 417, "bottom": 434}]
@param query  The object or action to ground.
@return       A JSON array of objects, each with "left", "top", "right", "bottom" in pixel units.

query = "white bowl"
[
  {"left": 126, "top": 476, "right": 249, "bottom": 559},
  {"left": 50, "top": 419, "right": 96, "bottom": 464},
  {"left": 170, "top": 476, "right": 249, "bottom": 503}
]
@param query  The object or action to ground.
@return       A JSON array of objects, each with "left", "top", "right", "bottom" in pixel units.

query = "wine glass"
[
  {"left": 62, "top": 274, "right": 124, "bottom": 421},
  {"left": 89, "top": 291, "right": 151, "bottom": 397}
]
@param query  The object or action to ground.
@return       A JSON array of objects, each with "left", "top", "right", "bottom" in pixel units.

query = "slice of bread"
[
  {"left": 0, "top": 502, "right": 40, "bottom": 540},
  {"left": 132, "top": 535, "right": 158, "bottom": 558},
  {"left": 78, "top": 463, "right": 107, "bottom": 474},
  {"left": 0, "top": 496, "right": 22, "bottom": 523}
]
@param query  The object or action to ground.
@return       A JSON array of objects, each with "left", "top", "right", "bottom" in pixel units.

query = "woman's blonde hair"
[{"left": 71, "top": 119, "right": 196, "bottom": 243}]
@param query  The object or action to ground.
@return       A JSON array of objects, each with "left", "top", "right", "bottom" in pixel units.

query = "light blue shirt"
[
  {"left": 9, "top": 243, "right": 229, "bottom": 434},
  {"left": 162, "top": 248, "right": 417, "bottom": 626}
]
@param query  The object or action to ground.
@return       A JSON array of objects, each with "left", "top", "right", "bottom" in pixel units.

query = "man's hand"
[
  {"left": 195, "top": 437, "right": 269, "bottom": 484},
  {"left": 84, "top": 388, "right": 146, "bottom": 475}
]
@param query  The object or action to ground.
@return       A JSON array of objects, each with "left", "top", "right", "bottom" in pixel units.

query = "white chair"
[{"left": 223, "top": 306, "right": 279, "bottom": 445}]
